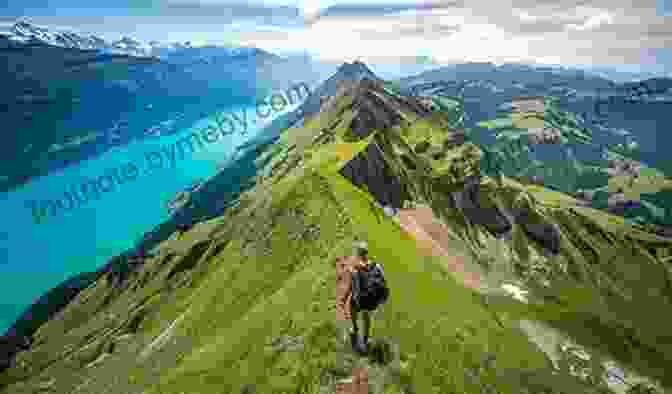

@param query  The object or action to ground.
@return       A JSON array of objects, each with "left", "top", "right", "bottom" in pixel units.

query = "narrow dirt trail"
[
  {"left": 333, "top": 205, "right": 488, "bottom": 394},
  {"left": 335, "top": 367, "right": 369, "bottom": 394},
  {"left": 396, "top": 205, "right": 485, "bottom": 292}
]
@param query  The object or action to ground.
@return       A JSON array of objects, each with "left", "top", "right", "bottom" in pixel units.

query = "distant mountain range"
[
  {"left": 398, "top": 62, "right": 672, "bottom": 115},
  {"left": 0, "top": 20, "right": 331, "bottom": 193},
  {"left": 583, "top": 66, "right": 671, "bottom": 84},
  {"left": 0, "top": 20, "right": 265, "bottom": 59},
  {"left": 2, "top": 20, "right": 155, "bottom": 58}
]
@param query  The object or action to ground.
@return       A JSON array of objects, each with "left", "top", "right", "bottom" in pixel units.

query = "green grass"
[
  {"left": 140, "top": 163, "right": 645, "bottom": 394},
  {"left": 4, "top": 78, "right": 672, "bottom": 394},
  {"left": 133, "top": 169, "right": 579, "bottom": 394}
]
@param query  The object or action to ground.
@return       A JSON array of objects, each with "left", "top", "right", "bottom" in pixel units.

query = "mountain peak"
[
  {"left": 10, "top": 20, "right": 52, "bottom": 40},
  {"left": 290, "top": 61, "right": 382, "bottom": 118},
  {"left": 335, "top": 60, "right": 378, "bottom": 80},
  {"left": 13, "top": 20, "right": 35, "bottom": 30},
  {"left": 304, "top": 75, "right": 436, "bottom": 144}
]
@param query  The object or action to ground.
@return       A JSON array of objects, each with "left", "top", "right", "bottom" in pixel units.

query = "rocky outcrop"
[
  {"left": 575, "top": 189, "right": 596, "bottom": 201},
  {"left": 606, "top": 195, "right": 645, "bottom": 214},
  {"left": 528, "top": 127, "right": 562, "bottom": 144},
  {"left": 339, "top": 141, "right": 410, "bottom": 210},
  {"left": 347, "top": 81, "right": 405, "bottom": 139},
  {"left": 607, "top": 157, "right": 642, "bottom": 177},
  {"left": 451, "top": 176, "right": 512, "bottom": 236},
  {"left": 513, "top": 206, "right": 561, "bottom": 254},
  {"left": 444, "top": 129, "right": 467, "bottom": 147}
]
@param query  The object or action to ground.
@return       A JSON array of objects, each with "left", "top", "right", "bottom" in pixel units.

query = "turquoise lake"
[{"left": 0, "top": 101, "right": 301, "bottom": 333}]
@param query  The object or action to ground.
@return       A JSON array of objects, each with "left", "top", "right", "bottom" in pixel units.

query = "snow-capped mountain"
[
  {"left": 1, "top": 20, "right": 156, "bottom": 58},
  {"left": 1, "top": 20, "right": 293, "bottom": 61},
  {"left": 8, "top": 21, "right": 106, "bottom": 49},
  {"left": 110, "top": 36, "right": 152, "bottom": 57}
]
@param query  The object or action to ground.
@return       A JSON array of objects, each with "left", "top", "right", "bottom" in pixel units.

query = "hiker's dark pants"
[{"left": 350, "top": 303, "right": 372, "bottom": 340}]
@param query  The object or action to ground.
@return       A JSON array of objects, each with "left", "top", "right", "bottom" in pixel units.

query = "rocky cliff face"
[
  {"left": 340, "top": 142, "right": 409, "bottom": 210},
  {"left": 450, "top": 175, "right": 513, "bottom": 237}
]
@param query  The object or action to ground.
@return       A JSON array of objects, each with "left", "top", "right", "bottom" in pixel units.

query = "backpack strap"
[
  {"left": 351, "top": 270, "right": 363, "bottom": 307},
  {"left": 373, "top": 262, "right": 384, "bottom": 276}
]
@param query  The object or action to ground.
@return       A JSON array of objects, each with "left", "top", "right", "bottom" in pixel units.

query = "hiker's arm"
[
  {"left": 335, "top": 258, "right": 353, "bottom": 319},
  {"left": 336, "top": 281, "right": 352, "bottom": 320}
]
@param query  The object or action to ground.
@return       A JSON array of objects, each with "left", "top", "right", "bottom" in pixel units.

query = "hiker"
[{"left": 336, "top": 241, "right": 389, "bottom": 354}]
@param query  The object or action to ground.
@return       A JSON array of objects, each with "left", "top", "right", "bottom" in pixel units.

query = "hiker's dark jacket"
[{"left": 336, "top": 255, "right": 372, "bottom": 321}]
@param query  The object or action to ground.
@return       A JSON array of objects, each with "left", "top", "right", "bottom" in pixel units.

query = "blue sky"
[{"left": 2, "top": 0, "right": 670, "bottom": 75}]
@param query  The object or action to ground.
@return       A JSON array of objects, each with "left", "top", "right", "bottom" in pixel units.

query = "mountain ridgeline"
[{"left": 1, "top": 63, "right": 672, "bottom": 394}]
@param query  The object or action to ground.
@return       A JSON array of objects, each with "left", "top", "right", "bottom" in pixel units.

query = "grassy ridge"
[
  {"left": 2, "top": 78, "right": 671, "bottom": 394},
  {"left": 143, "top": 168, "right": 605, "bottom": 394}
]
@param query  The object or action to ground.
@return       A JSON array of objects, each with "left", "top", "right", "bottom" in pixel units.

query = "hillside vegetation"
[{"left": 1, "top": 74, "right": 671, "bottom": 394}]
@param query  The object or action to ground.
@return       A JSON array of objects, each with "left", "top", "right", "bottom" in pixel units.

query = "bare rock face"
[
  {"left": 444, "top": 129, "right": 467, "bottom": 147},
  {"left": 512, "top": 199, "right": 561, "bottom": 255},
  {"left": 576, "top": 189, "right": 596, "bottom": 201},
  {"left": 517, "top": 213, "right": 561, "bottom": 255},
  {"left": 452, "top": 176, "right": 512, "bottom": 237},
  {"left": 336, "top": 78, "right": 432, "bottom": 209},
  {"left": 339, "top": 142, "right": 410, "bottom": 210},
  {"left": 349, "top": 88, "right": 404, "bottom": 139},
  {"left": 332, "top": 78, "right": 418, "bottom": 142},
  {"left": 528, "top": 127, "right": 562, "bottom": 144}
]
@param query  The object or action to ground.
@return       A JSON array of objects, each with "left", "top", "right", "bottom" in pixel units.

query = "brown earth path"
[
  {"left": 396, "top": 204, "right": 486, "bottom": 292},
  {"left": 335, "top": 367, "right": 369, "bottom": 394}
]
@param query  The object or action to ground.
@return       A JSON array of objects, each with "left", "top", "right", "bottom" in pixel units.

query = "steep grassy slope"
[{"left": 1, "top": 75, "right": 671, "bottom": 394}]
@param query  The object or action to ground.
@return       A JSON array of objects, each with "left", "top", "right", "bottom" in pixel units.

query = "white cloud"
[
  {"left": 566, "top": 9, "right": 614, "bottom": 31},
  {"left": 15, "top": 0, "right": 671, "bottom": 71},
  {"left": 514, "top": 9, "right": 538, "bottom": 21},
  {"left": 298, "top": 0, "right": 337, "bottom": 21}
]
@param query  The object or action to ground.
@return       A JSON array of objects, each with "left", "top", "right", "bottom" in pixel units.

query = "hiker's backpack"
[{"left": 352, "top": 262, "right": 389, "bottom": 311}]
